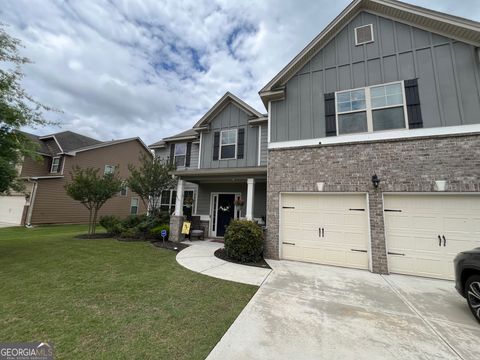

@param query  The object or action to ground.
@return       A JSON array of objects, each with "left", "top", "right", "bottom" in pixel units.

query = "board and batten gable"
[
  {"left": 199, "top": 102, "right": 261, "bottom": 168},
  {"left": 270, "top": 11, "right": 480, "bottom": 143}
]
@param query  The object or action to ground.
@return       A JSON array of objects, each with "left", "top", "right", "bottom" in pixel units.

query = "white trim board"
[{"left": 268, "top": 124, "right": 480, "bottom": 150}]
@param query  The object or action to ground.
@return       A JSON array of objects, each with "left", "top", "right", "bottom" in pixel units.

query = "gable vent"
[{"left": 355, "top": 24, "right": 374, "bottom": 46}]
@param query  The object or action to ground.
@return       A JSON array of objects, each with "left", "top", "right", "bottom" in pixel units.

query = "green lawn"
[{"left": 0, "top": 225, "right": 257, "bottom": 359}]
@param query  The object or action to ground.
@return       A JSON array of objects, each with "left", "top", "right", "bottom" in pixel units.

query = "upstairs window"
[
  {"left": 220, "top": 129, "right": 237, "bottom": 160},
  {"left": 174, "top": 143, "right": 187, "bottom": 167},
  {"left": 336, "top": 89, "right": 368, "bottom": 134},
  {"left": 335, "top": 81, "right": 407, "bottom": 136},
  {"left": 104, "top": 165, "right": 115, "bottom": 175},
  {"left": 355, "top": 24, "right": 374, "bottom": 45},
  {"left": 50, "top": 157, "right": 61, "bottom": 173}
]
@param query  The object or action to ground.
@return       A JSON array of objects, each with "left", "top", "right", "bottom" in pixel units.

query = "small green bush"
[
  {"left": 224, "top": 220, "right": 264, "bottom": 263},
  {"left": 150, "top": 224, "right": 170, "bottom": 240},
  {"left": 121, "top": 214, "right": 148, "bottom": 228},
  {"left": 120, "top": 227, "right": 138, "bottom": 239},
  {"left": 99, "top": 215, "right": 124, "bottom": 235}
]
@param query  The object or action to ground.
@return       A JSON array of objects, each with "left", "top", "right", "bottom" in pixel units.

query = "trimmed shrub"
[
  {"left": 99, "top": 215, "right": 124, "bottom": 235},
  {"left": 224, "top": 220, "right": 264, "bottom": 263},
  {"left": 150, "top": 224, "right": 170, "bottom": 240},
  {"left": 119, "top": 227, "right": 138, "bottom": 239},
  {"left": 121, "top": 214, "right": 148, "bottom": 228}
]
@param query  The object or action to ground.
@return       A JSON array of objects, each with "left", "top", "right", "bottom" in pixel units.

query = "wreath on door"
[{"left": 219, "top": 204, "right": 231, "bottom": 212}]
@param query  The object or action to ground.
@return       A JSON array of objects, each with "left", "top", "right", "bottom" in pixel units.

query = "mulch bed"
[
  {"left": 74, "top": 233, "right": 113, "bottom": 240},
  {"left": 152, "top": 241, "right": 190, "bottom": 252},
  {"left": 214, "top": 248, "right": 271, "bottom": 269}
]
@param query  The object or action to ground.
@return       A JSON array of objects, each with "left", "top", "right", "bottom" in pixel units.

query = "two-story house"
[
  {"left": 149, "top": 0, "right": 480, "bottom": 281},
  {"left": 0, "top": 130, "right": 150, "bottom": 225},
  {"left": 259, "top": 0, "right": 480, "bottom": 280},
  {"left": 149, "top": 92, "right": 268, "bottom": 240}
]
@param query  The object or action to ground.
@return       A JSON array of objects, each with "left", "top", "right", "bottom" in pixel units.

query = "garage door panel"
[
  {"left": 281, "top": 193, "right": 369, "bottom": 270},
  {"left": 0, "top": 196, "right": 26, "bottom": 225},
  {"left": 385, "top": 194, "right": 480, "bottom": 280}
]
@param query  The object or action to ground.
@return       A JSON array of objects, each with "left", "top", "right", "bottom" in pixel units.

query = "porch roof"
[{"left": 173, "top": 166, "right": 267, "bottom": 183}]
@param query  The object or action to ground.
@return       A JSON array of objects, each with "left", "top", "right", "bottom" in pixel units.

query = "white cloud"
[{"left": 2, "top": 0, "right": 479, "bottom": 144}]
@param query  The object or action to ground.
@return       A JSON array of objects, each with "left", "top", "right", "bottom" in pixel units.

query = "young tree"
[
  {"left": 0, "top": 24, "right": 56, "bottom": 193},
  {"left": 65, "top": 166, "right": 123, "bottom": 235},
  {"left": 127, "top": 154, "right": 177, "bottom": 217}
]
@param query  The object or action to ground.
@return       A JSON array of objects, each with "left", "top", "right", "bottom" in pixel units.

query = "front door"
[{"left": 216, "top": 194, "right": 236, "bottom": 237}]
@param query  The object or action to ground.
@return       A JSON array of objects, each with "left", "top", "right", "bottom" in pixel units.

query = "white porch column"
[
  {"left": 246, "top": 178, "right": 255, "bottom": 221},
  {"left": 174, "top": 180, "right": 184, "bottom": 216}
]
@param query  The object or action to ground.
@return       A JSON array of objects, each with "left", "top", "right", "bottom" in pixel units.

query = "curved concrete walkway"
[{"left": 176, "top": 240, "right": 272, "bottom": 286}]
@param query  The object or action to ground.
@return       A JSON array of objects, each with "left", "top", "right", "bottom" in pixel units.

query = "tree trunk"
[
  {"left": 92, "top": 208, "right": 98, "bottom": 235},
  {"left": 88, "top": 208, "right": 93, "bottom": 235}
]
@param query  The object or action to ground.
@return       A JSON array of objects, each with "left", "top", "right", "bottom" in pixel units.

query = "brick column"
[{"left": 368, "top": 191, "right": 388, "bottom": 274}]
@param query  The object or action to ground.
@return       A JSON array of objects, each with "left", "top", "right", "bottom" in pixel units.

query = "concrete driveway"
[{"left": 207, "top": 260, "right": 480, "bottom": 360}]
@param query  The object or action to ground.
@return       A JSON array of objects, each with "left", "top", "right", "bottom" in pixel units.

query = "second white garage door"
[
  {"left": 280, "top": 193, "right": 370, "bottom": 270},
  {"left": 384, "top": 194, "right": 480, "bottom": 280}
]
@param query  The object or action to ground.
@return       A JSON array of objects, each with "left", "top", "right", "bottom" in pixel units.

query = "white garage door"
[
  {"left": 0, "top": 195, "right": 26, "bottom": 225},
  {"left": 384, "top": 195, "right": 480, "bottom": 280},
  {"left": 281, "top": 193, "right": 370, "bottom": 270}
]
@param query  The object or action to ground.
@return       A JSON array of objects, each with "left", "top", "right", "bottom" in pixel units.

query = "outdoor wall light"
[{"left": 371, "top": 174, "right": 381, "bottom": 188}]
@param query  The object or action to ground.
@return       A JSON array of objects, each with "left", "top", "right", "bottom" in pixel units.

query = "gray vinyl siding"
[
  {"left": 195, "top": 182, "right": 266, "bottom": 219},
  {"left": 260, "top": 125, "right": 268, "bottom": 166},
  {"left": 153, "top": 142, "right": 199, "bottom": 169},
  {"left": 199, "top": 103, "right": 260, "bottom": 169},
  {"left": 270, "top": 11, "right": 480, "bottom": 142}
]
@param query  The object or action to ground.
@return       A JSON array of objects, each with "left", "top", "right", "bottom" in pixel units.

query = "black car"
[{"left": 454, "top": 248, "right": 480, "bottom": 323}]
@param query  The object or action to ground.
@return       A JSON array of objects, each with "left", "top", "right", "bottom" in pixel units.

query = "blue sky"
[{"left": 2, "top": 0, "right": 480, "bottom": 144}]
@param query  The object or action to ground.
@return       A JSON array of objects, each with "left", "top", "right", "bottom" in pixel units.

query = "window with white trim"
[
  {"left": 336, "top": 81, "right": 408, "bottom": 135},
  {"left": 159, "top": 190, "right": 195, "bottom": 214},
  {"left": 50, "top": 157, "right": 61, "bottom": 173},
  {"left": 104, "top": 165, "right": 115, "bottom": 175},
  {"left": 174, "top": 143, "right": 187, "bottom": 167},
  {"left": 130, "top": 198, "right": 139, "bottom": 215},
  {"left": 220, "top": 129, "right": 237, "bottom": 160}
]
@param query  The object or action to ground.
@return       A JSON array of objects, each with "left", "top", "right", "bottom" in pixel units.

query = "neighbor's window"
[
  {"left": 220, "top": 129, "right": 237, "bottom": 160},
  {"left": 104, "top": 165, "right": 115, "bottom": 175},
  {"left": 50, "top": 157, "right": 61, "bottom": 173},
  {"left": 119, "top": 182, "right": 128, "bottom": 197},
  {"left": 174, "top": 143, "right": 187, "bottom": 167},
  {"left": 130, "top": 198, "right": 139, "bottom": 215},
  {"left": 336, "top": 81, "right": 407, "bottom": 135}
]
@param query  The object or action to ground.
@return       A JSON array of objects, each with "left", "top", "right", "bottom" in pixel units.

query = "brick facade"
[{"left": 266, "top": 133, "right": 480, "bottom": 273}]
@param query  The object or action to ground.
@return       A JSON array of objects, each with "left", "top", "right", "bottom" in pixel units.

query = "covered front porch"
[{"left": 170, "top": 167, "right": 267, "bottom": 241}]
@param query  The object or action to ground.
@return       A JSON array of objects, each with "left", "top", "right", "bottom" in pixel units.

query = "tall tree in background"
[
  {"left": 65, "top": 167, "right": 123, "bottom": 236},
  {"left": 128, "top": 154, "right": 177, "bottom": 217},
  {"left": 0, "top": 23, "right": 55, "bottom": 193}
]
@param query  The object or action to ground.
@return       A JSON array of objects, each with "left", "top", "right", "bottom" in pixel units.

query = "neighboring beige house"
[{"left": 0, "top": 131, "right": 151, "bottom": 225}]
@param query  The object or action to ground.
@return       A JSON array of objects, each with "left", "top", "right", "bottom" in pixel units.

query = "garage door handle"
[
  {"left": 438, "top": 235, "right": 442, "bottom": 247},
  {"left": 442, "top": 235, "right": 446, "bottom": 247},
  {"left": 351, "top": 249, "right": 367, "bottom": 253},
  {"left": 388, "top": 252, "right": 405, "bottom": 256},
  {"left": 282, "top": 242, "right": 295, "bottom": 246}
]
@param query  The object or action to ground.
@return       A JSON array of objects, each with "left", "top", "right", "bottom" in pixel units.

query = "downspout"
[{"left": 25, "top": 179, "right": 38, "bottom": 227}]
